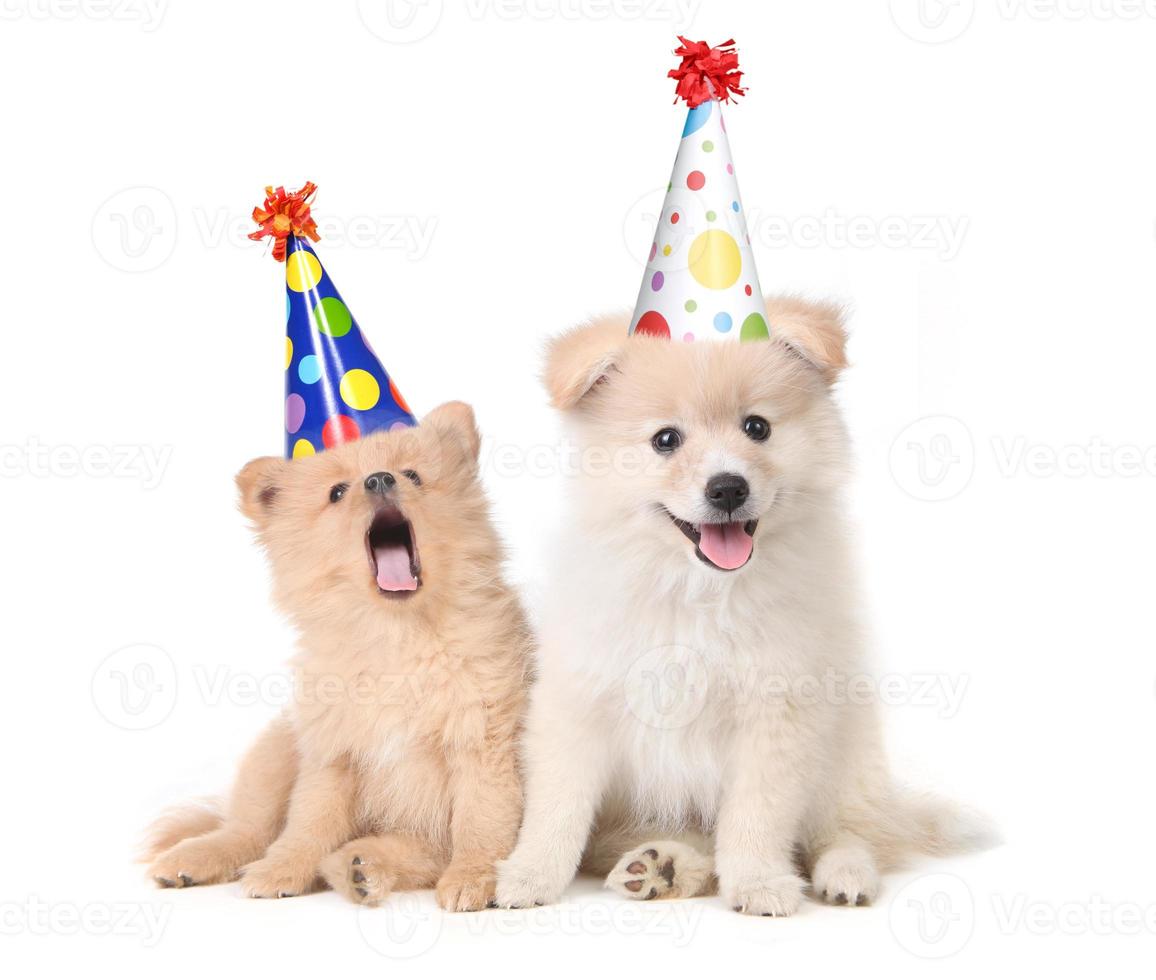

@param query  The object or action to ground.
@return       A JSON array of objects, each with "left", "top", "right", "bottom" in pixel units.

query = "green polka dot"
[
  {"left": 702, "top": 140, "right": 714, "bottom": 152},
  {"left": 706, "top": 210, "right": 717, "bottom": 222},
  {"left": 684, "top": 299, "right": 697, "bottom": 312},
  {"left": 667, "top": 181, "right": 672, "bottom": 191},
  {"left": 313, "top": 296, "right": 351, "bottom": 337},
  {"left": 740, "top": 312, "right": 770, "bottom": 342}
]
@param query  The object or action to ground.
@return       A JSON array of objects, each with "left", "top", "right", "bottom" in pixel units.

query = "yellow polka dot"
[
  {"left": 292, "top": 438, "right": 315, "bottom": 459},
  {"left": 339, "top": 369, "right": 380, "bottom": 411},
  {"left": 285, "top": 337, "right": 293, "bottom": 370},
  {"left": 688, "top": 230, "right": 742, "bottom": 290},
  {"left": 286, "top": 251, "right": 322, "bottom": 292},
  {"left": 662, "top": 244, "right": 672, "bottom": 256}
]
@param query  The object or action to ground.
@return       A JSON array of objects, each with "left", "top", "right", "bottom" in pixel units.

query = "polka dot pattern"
[
  {"left": 688, "top": 230, "right": 742, "bottom": 290},
  {"left": 312, "top": 296, "right": 352, "bottom": 337},
  {"left": 298, "top": 354, "right": 321, "bottom": 384},
  {"left": 635, "top": 310, "right": 671, "bottom": 338},
  {"left": 339, "top": 368, "right": 380, "bottom": 411},
  {"left": 285, "top": 393, "right": 306, "bottom": 434},
  {"left": 629, "top": 96, "right": 768, "bottom": 344},
  {"left": 286, "top": 250, "right": 321, "bottom": 292},
  {"left": 281, "top": 237, "right": 416, "bottom": 458},
  {"left": 322, "top": 414, "right": 360, "bottom": 448}
]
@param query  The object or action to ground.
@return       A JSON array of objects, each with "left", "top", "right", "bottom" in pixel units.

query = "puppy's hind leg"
[
  {"left": 605, "top": 841, "right": 715, "bottom": 901},
  {"left": 149, "top": 715, "right": 298, "bottom": 889}
]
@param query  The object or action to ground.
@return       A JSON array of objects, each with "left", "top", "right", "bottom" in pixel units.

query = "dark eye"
[
  {"left": 329, "top": 482, "right": 349, "bottom": 503},
  {"left": 651, "top": 428, "right": 683, "bottom": 454},
  {"left": 743, "top": 416, "right": 771, "bottom": 442},
  {"left": 401, "top": 469, "right": 421, "bottom": 486}
]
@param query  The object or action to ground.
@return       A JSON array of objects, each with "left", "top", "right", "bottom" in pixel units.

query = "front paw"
[
  {"left": 435, "top": 867, "right": 495, "bottom": 912},
  {"left": 725, "top": 872, "right": 804, "bottom": 917},
  {"left": 240, "top": 853, "right": 318, "bottom": 899},
  {"left": 811, "top": 847, "right": 880, "bottom": 906},
  {"left": 493, "top": 856, "right": 564, "bottom": 909},
  {"left": 319, "top": 844, "right": 395, "bottom": 906}
]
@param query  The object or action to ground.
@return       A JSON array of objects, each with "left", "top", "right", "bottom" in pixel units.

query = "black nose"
[
  {"left": 364, "top": 471, "right": 396, "bottom": 496},
  {"left": 705, "top": 473, "right": 749, "bottom": 514}
]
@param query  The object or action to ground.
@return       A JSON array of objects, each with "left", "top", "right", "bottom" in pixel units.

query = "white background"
[{"left": 2, "top": 0, "right": 1154, "bottom": 975}]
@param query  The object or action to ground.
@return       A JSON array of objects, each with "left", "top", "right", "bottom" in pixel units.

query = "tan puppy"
[
  {"left": 496, "top": 299, "right": 989, "bottom": 915},
  {"left": 144, "top": 402, "right": 531, "bottom": 911}
]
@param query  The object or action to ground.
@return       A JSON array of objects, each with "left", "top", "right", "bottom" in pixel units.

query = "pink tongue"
[
  {"left": 374, "top": 542, "right": 417, "bottom": 591},
  {"left": 698, "top": 522, "right": 754, "bottom": 570}
]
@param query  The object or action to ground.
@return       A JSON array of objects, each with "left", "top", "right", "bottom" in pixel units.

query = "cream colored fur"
[
  {"left": 496, "top": 299, "right": 990, "bottom": 916},
  {"left": 144, "top": 402, "right": 532, "bottom": 911}
]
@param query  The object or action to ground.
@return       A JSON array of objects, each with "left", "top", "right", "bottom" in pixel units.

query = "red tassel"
[
  {"left": 668, "top": 36, "right": 746, "bottom": 108},
  {"left": 248, "top": 181, "right": 321, "bottom": 262}
]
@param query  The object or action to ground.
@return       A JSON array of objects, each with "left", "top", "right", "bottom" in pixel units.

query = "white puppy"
[{"left": 496, "top": 298, "right": 989, "bottom": 916}]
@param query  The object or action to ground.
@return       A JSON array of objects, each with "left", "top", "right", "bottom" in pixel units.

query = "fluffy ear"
[
  {"left": 543, "top": 316, "right": 627, "bottom": 410},
  {"left": 422, "top": 401, "right": 481, "bottom": 470},
  {"left": 765, "top": 297, "right": 849, "bottom": 384},
  {"left": 236, "top": 456, "right": 289, "bottom": 525}
]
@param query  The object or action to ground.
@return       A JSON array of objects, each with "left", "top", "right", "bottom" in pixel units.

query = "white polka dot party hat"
[
  {"left": 630, "top": 38, "right": 769, "bottom": 343},
  {"left": 249, "top": 182, "right": 417, "bottom": 460}
]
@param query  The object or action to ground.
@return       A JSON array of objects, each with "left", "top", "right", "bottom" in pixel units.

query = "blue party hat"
[{"left": 251, "top": 183, "right": 417, "bottom": 458}]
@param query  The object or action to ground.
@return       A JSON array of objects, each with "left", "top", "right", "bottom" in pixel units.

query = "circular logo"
[
  {"left": 91, "top": 644, "right": 178, "bottom": 731},
  {"left": 623, "top": 645, "right": 710, "bottom": 730},
  {"left": 889, "top": 0, "right": 975, "bottom": 44},
  {"left": 889, "top": 415, "right": 974, "bottom": 502},
  {"left": 358, "top": 0, "right": 443, "bottom": 44},
  {"left": 889, "top": 872, "right": 975, "bottom": 958},
  {"left": 91, "top": 187, "right": 178, "bottom": 273},
  {"left": 358, "top": 894, "right": 443, "bottom": 959}
]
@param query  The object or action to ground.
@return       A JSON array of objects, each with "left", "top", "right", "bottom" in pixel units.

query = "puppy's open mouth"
[
  {"left": 665, "top": 510, "right": 758, "bottom": 571},
  {"left": 366, "top": 504, "right": 421, "bottom": 596}
]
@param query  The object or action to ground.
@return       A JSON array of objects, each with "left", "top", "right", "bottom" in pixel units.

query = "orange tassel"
[{"left": 249, "top": 181, "right": 321, "bottom": 262}]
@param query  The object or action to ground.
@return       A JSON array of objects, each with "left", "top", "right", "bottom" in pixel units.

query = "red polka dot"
[
  {"left": 686, "top": 170, "right": 706, "bottom": 191},
  {"left": 389, "top": 378, "right": 411, "bottom": 415},
  {"left": 670, "top": 211, "right": 680, "bottom": 224},
  {"left": 744, "top": 284, "right": 752, "bottom": 296},
  {"left": 635, "top": 311, "right": 671, "bottom": 339},
  {"left": 322, "top": 414, "right": 360, "bottom": 448}
]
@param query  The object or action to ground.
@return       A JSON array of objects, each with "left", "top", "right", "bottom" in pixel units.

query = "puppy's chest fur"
[
  {"left": 548, "top": 552, "right": 847, "bottom": 827},
  {"left": 292, "top": 616, "right": 515, "bottom": 839}
]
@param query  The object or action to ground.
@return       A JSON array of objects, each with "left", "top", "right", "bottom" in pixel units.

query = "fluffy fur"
[
  {"left": 495, "top": 299, "right": 990, "bottom": 915},
  {"left": 144, "top": 402, "right": 532, "bottom": 911}
]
